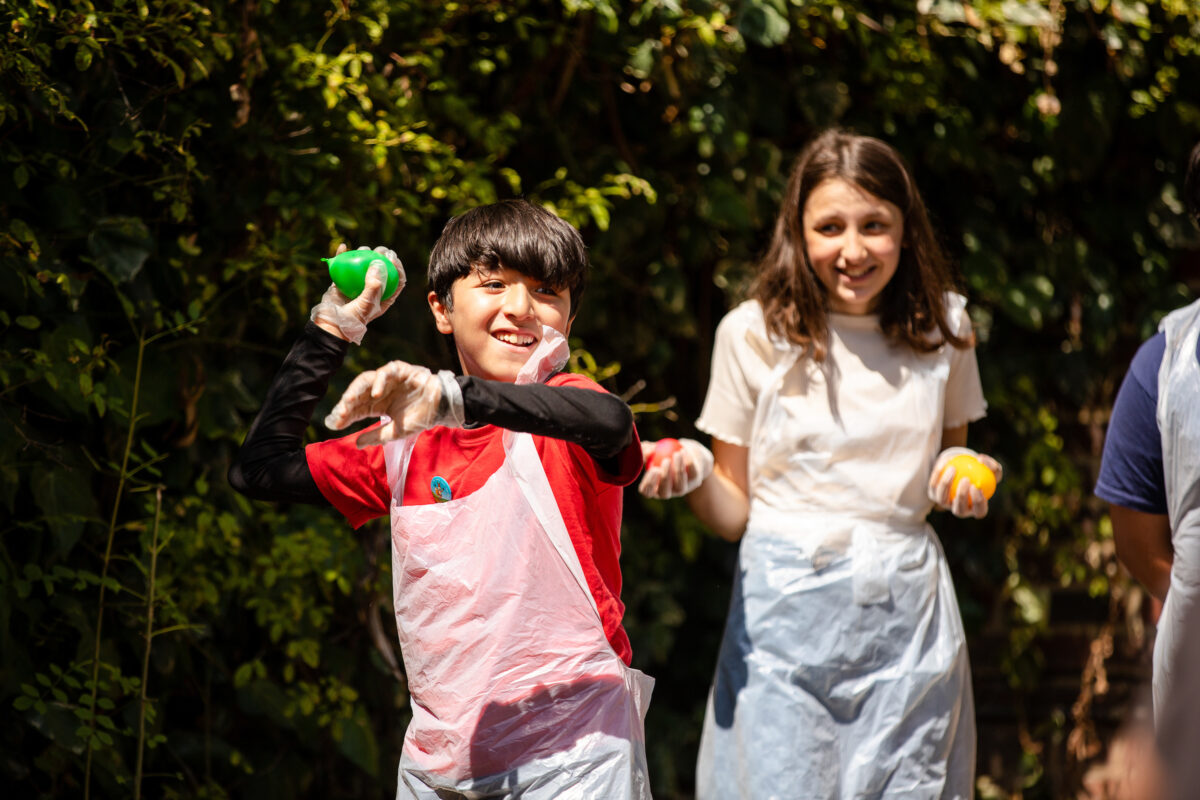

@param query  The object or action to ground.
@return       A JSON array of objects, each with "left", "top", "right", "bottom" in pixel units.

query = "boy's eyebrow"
[{"left": 469, "top": 263, "right": 565, "bottom": 290}]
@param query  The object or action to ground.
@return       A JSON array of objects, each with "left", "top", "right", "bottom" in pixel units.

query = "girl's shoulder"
[
  {"left": 716, "top": 299, "right": 787, "bottom": 364},
  {"left": 719, "top": 298, "right": 767, "bottom": 329},
  {"left": 722, "top": 298, "right": 794, "bottom": 344}
]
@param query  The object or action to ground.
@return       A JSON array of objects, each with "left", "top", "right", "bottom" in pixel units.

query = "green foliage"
[{"left": 2, "top": 0, "right": 1199, "bottom": 797}]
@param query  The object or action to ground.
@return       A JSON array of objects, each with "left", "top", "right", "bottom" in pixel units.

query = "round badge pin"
[{"left": 430, "top": 476, "right": 452, "bottom": 503}]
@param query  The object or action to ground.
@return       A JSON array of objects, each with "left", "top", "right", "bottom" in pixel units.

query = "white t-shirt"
[{"left": 696, "top": 295, "right": 987, "bottom": 521}]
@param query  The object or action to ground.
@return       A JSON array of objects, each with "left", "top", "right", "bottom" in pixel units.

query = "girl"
[{"left": 641, "top": 129, "right": 1000, "bottom": 799}]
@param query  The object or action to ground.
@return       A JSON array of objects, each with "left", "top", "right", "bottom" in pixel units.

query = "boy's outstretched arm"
[
  {"left": 235, "top": 344, "right": 634, "bottom": 505},
  {"left": 326, "top": 361, "right": 634, "bottom": 465},
  {"left": 459, "top": 378, "right": 633, "bottom": 460}
]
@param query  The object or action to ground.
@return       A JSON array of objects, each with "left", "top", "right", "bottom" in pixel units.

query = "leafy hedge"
[{"left": 2, "top": 1, "right": 1198, "bottom": 797}]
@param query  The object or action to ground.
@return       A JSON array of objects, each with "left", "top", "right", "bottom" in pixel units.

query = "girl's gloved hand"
[
  {"left": 324, "top": 360, "right": 464, "bottom": 446},
  {"left": 638, "top": 438, "right": 715, "bottom": 500},
  {"left": 310, "top": 244, "right": 405, "bottom": 344},
  {"left": 927, "top": 446, "right": 1003, "bottom": 519}
]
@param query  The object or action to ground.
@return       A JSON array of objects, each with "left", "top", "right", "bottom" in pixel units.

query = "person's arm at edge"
[
  {"left": 687, "top": 438, "right": 750, "bottom": 542},
  {"left": 1110, "top": 505, "right": 1173, "bottom": 603},
  {"left": 1095, "top": 332, "right": 1170, "bottom": 602}
]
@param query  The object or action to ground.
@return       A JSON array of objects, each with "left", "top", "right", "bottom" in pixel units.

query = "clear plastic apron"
[
  {"left": 383, "top": 330, "right": 653, "bottom": 799},
  {"left": 696, "top": 334, "right": 975, "bottom": 800},
  {"left": 1152, "top": 299, "right": 1200, "bottom": 722}
]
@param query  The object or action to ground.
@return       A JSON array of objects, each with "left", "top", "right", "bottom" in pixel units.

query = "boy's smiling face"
[{"left": 428, "top": 263, "right": 572, "bottom": 383}]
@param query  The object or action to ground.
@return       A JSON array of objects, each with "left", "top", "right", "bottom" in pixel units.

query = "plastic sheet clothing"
[
  {"left": 383, "top": 329, "right": 654, "bottom": 799},
  {"left": 695, "top": 299, "right": 978, "bottom": 800},
  {"left": 1152, "top": 299, "right": 1200, "bottom": 722}
]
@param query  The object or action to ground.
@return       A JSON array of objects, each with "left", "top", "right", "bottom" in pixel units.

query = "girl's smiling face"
[
  {"left": 802, "top": 177, "right": 905, "bottom": 315},
  {"left": 428, "top": 264, "right": 572, "bottom": 382}
]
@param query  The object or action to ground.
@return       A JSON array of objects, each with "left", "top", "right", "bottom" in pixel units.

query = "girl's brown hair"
[{"left": 750, "top": 128, "right": 970, "bottom": 361}]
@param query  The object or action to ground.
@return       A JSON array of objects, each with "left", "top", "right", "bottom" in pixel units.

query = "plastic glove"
[
  {"left": 638, "top": 438, "right": 715, "bottom": 500},
  {"left": 310, "top": 245, "right": 406, "bottom": 344},
  {"left": 927, "top": 446, "right": 1003, "bottom": 519},
  {"left": 325, "top": 360, "right": 464, "bottom": 446}
]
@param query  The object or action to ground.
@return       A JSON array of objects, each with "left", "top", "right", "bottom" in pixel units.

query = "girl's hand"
[
  {"left": 324, "top": 360, "right": 464, "bottom": 446},
  {"left": 928, "top": 447, "right": 1002, "bottom": 519},
  {"left": 638, "top": 438, "right": 714, "bottom": 499},
  {"left": 310, "top": 244, "right": 405, "bottom": 344}
]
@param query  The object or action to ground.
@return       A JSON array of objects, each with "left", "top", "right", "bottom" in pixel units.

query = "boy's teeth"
[{"left": 496, "top": 332, "right": 535, "bottom": 346}]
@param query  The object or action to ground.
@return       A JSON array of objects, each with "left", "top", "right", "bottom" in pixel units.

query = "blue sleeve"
[{"left": 1095, "top": 333, "right": 1167, "bottom": 514}]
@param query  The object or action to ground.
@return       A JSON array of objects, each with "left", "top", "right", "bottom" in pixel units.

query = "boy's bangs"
[
  {"left": 487, "top": 232, "right": 574, "bottom": 290},
  {"left": 428, "top": 199, "right": 588, "bottom": 310}
]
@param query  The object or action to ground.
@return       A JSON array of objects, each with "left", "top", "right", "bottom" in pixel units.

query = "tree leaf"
[
  {"left": 736, "top": 0, "right": 789, "bottom": 47},
  {"left": 31, "top": 463, "right": 99, "bottom": 557},
  {"left": 335, "top": 714, "right": 379, "bottom": 777},
  {"left": 87, "top": 217, "right": 152, "bottom": 284}
]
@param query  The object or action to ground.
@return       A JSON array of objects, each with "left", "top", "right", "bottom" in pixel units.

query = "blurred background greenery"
[{"left": 3, "top": 1, "right": 1198, "bottom": 797}]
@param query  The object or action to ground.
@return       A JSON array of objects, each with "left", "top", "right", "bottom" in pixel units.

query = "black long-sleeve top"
[{"left": 228, "top": 322, "right": 635, "bottom": 504}]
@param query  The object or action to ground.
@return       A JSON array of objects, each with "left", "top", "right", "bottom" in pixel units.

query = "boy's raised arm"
[
  {"left": 228, "top": 322, "right": 349, "bottom": 504},
  {"left": 230, "top": 244, "right": 402, "bottom": 503}
]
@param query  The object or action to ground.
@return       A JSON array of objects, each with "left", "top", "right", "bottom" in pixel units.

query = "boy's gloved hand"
[
  {"left": 638, "top": 438, "right": 714, "bottom": 500},
  {"left": 324, "top": 360, "right": 465, "bottom": 446},
  {"left": 310, "top": 244, "right": 405, "bottom": 345},
  {"left": 927, "top": 446, "right": 1003, "bottom": 519}
]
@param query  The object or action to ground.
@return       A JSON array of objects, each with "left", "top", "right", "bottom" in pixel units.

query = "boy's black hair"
[
  {"left": 427, "top": 199, "right": 588, "bottom": 318},
  {"left": 1187, "top": 140, "right": 1200, "bottom": 227}
]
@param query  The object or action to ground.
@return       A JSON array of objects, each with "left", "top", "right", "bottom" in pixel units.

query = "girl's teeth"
[{"left": 496, "top": 333, "right": 534, "bottom": 345}]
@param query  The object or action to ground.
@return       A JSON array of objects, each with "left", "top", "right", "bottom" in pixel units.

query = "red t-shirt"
[{"left": 305, "top": 372, "right": 642, "bottom": 664}]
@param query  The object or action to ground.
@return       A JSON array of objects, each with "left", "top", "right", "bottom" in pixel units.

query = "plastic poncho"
[
  {"left": 384, "top": 330, "right": 654, "bottom": 799},
  {"left": 1153, "top": 299, "right": 1200, "bottom": 722},
  {"left": 695, "top": 302, "right": 977, "bottom": 799}
]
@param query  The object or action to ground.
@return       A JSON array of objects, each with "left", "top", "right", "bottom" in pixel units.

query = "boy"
[{"left": 229, "top": 200, "right": 653, "bottom": 798}]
